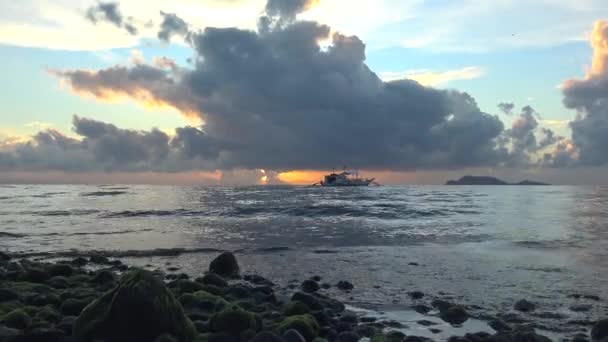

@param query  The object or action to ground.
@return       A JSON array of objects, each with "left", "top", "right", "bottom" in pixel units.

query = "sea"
[{"left": 1, "top": 184, "right": 607, "bottom": 339}]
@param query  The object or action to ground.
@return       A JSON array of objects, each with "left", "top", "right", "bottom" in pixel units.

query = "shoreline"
[{"left": 0, "top": 251, "right": 605, "bottom": 342}]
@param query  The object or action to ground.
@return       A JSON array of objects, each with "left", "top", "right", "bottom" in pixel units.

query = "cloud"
[
  {"left": 86, "top": 2, "right": 138, "bottom": 35},
  {"left": 158, "top": 11, "right": 189, "bottom": 42},
  {"left": 378, "top": 67, "right": 484, "bottom": 86},
  {"left": 52, "top": 16, "right": 516, "bottom": 171},
  {"left": 0, "top": 116, "right": 221, "bottom": 173},
  {"left": 561, "top": 20, "right": 608, "bottom": 166},
  {"left": 497, "top": 102, "right": 515, "bottom": 115}
]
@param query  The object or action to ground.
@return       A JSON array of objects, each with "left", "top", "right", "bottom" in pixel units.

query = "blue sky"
[{"left": 0, "top": 0, "right": 607, "bottom": 184}]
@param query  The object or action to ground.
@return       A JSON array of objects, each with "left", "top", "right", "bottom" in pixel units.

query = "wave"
[
  {"left": 99, "top": 209, "right": 206, "bottom": 218},
  {"left": 19, "top": 209, "right": 101, "bottom": 217},
  {"left": 0, "top": 231, "right": 25, "bottom": 238},
  {"left": 81, "top": 191, "right": 128, "bottom": 197}
]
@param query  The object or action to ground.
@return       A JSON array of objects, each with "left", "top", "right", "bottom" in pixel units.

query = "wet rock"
[
  {"left": 0, "top": 288, "right": 20, "bottom": 301},
  {"left": 489, "top": 319, "right": 512, "bottom": 332},
  {"left": 361, "top": 317, "right": 378, "bottom": 323},
  {"left": 417, "top": 320, "right": 439, "bottom": 326},
  {"left": 440, "top": 306, "right": 469, "bottom": 325},
  {"left": 583, "top": 295, "right": 601, "bottom": 301},
  {"left": 284, "top": 301, "right": 310, "bottom": 316},
  {"left": 0, "top": 325, "right": 22, "bottom": 341},
  {"left": 91, "top": 269, "right": 117, "bottom": 285},
  {"left": 311, "top": 276, "right": 322, "bottom": 282},
  {"left": 413, "top": 304, "right": 431, "bottom": 314},
  {"left": 408, "top": 291, "right": 424, "bottom": 300},
  {"left": 19, "top": 268, "right": 50, "bottom": 283},
  {"left": 199, "top": 273, "right": 228, "bottom": 288},
  {"left": 336, "top": 281, "right": 353, "bottom": 292},
  {"left": 533, "top": 311, "right": 568, "bottom": 319},
  {"left": 210, "top": 307, "right": 259, "bottom": 334},
  {"left": 0, "top": 252, "right": 11, "bottom": 262},
  {"left": 321, "top": 283, "right": 331, "bottom": 290},
  {"left": 60, "top": 297, "right": 91, "bottom": 316},
  {"left": 429, "top": 328, "right": 442, "bottom": 334},
  {"left": 33, "top": 305, "right": 62, "bottom": 324},
  {"left": 57, "top": 315, "right": 77, "bottom": 335},
  {"left": 171, "top": 279, "right": 205, "bottom": 295},
  {"left": 570, "top": 305, "right": 593, "bottom": 312},
  {"left": 336, "top": 331, "right": 360, "bottom": 342},
  {"left": 0, "top": 309, "right": 32, "bottom": 329},
  {"left": 514, "top": 299, "right": 536, "bottom": 312},
  {"left": 591, "top": 319, "right": 608, "bottom": 342},
  {"left": 89, "top": 255, "right": 109, "bottom": 264},
  {"left": 356, "top": 324, "right": 378, "bottom": 338},
  {"left": 252, "top": 331, "right": 284, "bottom": 342},
  {"left": 499, "top": 312, "right": 527, "bottom": 324},
  {"left": 48, "top": 263, "right": 74, "bottom": 277},
  {"left": 155, "top": 334, "right": 179, "bottom": 342},
  {"left": 46, "top": 276, "right": 69, "bottom": 289},
  {"left": 339, "top": 313, "right": 358, "bottom": 324},
  {"left": 20, "top": 327, "right": 64, "bottom": 342},
  {"left": 301, "top": 280, "right": 320, "bottom": 293},
  {"left": 292, "top": 292, "right": 323, "bottom": 311},
  {"left": 431, "top": 299, "right": 452, "bottom": 312},
  {"left": 386, "top": 331, "right": 406, "bottom": 342},
  {"left": 404, "top": 336, "right": 433, "bottom": 342},
  {"left": 335, "top": 321, "right": 353, "bottom": 333},
  {"left": 73, "top": 269, "right": 197, "bottom": 342},
  {"left": 409, "top": 262, "right": 419, "bottom": 266},
  {"left": 209, "top": 252, "right": 240, "bottom": 277},
  {"left": 571, "top": 333, "right": 589, "bottom": 342},
  {"left": 284, "top": 329, "right": 307, "bottom": 342},
  {"left": 26, "top": 292, "right": 61, "bottom": 307},
  {"left": 382, "top": 320, "right": 404, "bottom": 328},
  {"left": 276, "top": 314, "right": 320, "bottom": 342},
  {"left": 70, "top": 257, "right": 88, "bottom": 267}
]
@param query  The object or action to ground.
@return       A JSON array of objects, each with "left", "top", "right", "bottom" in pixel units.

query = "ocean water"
[{"left": 1, "top": 184, "right": 607, "bottom": 337}]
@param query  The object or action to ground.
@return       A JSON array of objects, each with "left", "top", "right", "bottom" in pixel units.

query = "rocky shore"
[{"left": 0, "top": 250, "right": 606, "bottom": 342}]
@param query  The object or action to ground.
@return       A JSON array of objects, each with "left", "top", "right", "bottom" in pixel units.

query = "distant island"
[{"left": 446, "top": 175, "right": 550, "bottom": 185}]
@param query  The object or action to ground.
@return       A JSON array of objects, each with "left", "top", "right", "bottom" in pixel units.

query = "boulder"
[
  {"left": 514, "top": 299, "right": 536, "bottom": 312},
  {"left": 209, "top": 252, "right": 239, "bottom": 277},
  {"left": 199, "top": 273, "right": 228, "bottom": 288},
  {"left": 252, "top": 331, "right": 284, "bottom": 342},
  {"left": 440, "top": 305, "right": 468, "bottom": 325},
  {"left": 0, "top": 309, "right": 32, "bottom": 330},
  {"left": 73, "top": 269, "right": 197, "bottom": 342},
  {"left": 283, "top": 329, "right": 307, "bottom": 342},
  {"left": 210, "top": 307, "right": 259, "bottom": 334},
  {"left": 60, "top": 298, "right": 92, "bottom": 316},
  {"left": 336, "top": 331, "right": 360, "bottom": 342},
  {"left": 301, "top": 280, "right": 320, "bottom": 293},
  {"left": 48, "top": 264, "right": 74, "bottom": 277},
  {"left": 276, "top": 314, "right": 320, "bottom": 342},
  {"left": 0, "top": 325, "right": 21, "bottom": 342},
  {"left": 336, "top": 281, "right": 353, "bottom": 291},
  {"left": 408, "top": 291, "right": 424, "bottom": 299},
  {"left": 592, "top": 319, "right": 608, "bottom": 342},
  {"left": 89, "top": 255, "right": 110, "bottom": 264}
]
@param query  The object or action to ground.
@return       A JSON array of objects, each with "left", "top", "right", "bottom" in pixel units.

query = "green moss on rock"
[
  {"left": 210, "top": 306, "right": 259, "bottom": 334},
  {"left": 276, "top": 314, "right": 320, "bottom": 342},
  {"left": 73, "top": 269, "right": 197, "bottom": 342},
  {"left": 0, "top": 309, "right": 32, "bottom": 329}
]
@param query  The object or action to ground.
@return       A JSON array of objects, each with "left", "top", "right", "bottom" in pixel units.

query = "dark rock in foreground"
[
  {"left": 73, "top": 269, "right": 197, "bottom": 342},
  {"left": 209, "top": 252, "right": 240, "bottom": 277}
]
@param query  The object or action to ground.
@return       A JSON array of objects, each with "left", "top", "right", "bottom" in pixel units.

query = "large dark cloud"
[
  {"left": 158, "top": 11, "right": 189, "bottom": 42},
  {"left": 0, "top": 116, "right": 219, "bottom": 173},
  {"left": 562, "top": 21, "right": 608, "bottom": 166},
  {"left": 86, "top": 2, "right": 138, "bottom": 35},
  {"left": 44, "top": 1, "right": 571, "bottom": 173}
]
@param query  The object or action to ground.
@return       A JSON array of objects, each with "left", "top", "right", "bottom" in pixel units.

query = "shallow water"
[{"left": 1, "top": 185, "right": 607, "bottom": 338}]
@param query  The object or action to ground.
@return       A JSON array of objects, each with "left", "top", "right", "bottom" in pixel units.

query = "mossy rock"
[
  {"left": 33, "top": 305, "right": 62, "bottom": 324},
  {"left": 73, "top": 269, "right": 197, "bottom": 342},
  {"left": 371, "top": 333, "right": 386, "bottom": 342},
  {"left": 60, "top": 297, "right": 92, "bottom": 316},
  {"left": 1, "top": 309, "right": 32, "bottom": 329},
  {"left": 171, "top": 280, "right": 205, "bottom": 295},
  {"left": 0, "top": 301, "right": 22, "bottom": 316},
  {"left": 48, "top": 263, "right": 74, "bottom": 277},
  {"left": 19, "top": 267, "right": 50, "bottom": 283},
  {"left": 179, "top": 290, "right": 230, "bottom": 313},
  {"left": 284, "top": 301, "right": 310, "bottom": 316},
  {"left": 276, "top": 314, "right": 320, "bottom": 342},
  {"left": 210, "top": 306, "right": 259, "bottom": 334}
]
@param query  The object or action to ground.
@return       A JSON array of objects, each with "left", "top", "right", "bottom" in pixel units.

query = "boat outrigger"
[{"left": 313, "top": 169, "right": 377, "bottom": 187}]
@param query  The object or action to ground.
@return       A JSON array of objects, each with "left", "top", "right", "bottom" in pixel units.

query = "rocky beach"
[{"left": 1, "top": 250, "right": 606, "bottom": 342}]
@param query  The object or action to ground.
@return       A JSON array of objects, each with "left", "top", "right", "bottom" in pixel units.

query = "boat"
[{"left": 314, "top": 169, "right": 376, "bottom": 187}]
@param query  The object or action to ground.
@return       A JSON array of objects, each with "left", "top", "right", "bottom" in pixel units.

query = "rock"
[
  {"left": 19, "top": 268, "right": 50, "bottom": 283},
  {"left": 570, "top": 305, "right": 593, "bottom": 312},
  {"left": 60, "top": 298, "right": 91, "bottom": 316},
  {"left": 209, "top": 252, "right": 239, "bottom": 277},
  {"left": 72, "top": 269, "right": 197, "bottom": 342},
  {"left": 91, "top": 270, "right": 117, "bottom": 285},
  {"left": 210, "top": 307, "right": 259, "bottom": 334},
  {"left": 321, "top": 283, "right": 331, "bottom": 290},
  {"left": 291, "top": 292, "right": 322, "bottom": 311},
  {"left": 311, "top": 276, "right": 322, "bottom": 282},
  {"left": 429, "top": 328, "right": 441, "bottom": 334},
  {"left": 592, "top": 319, "right": 608, "bottom": 342},
  {"left": 33, "top": 306, "right": 62, "bottom": 324},
  {"left": 276, "top": 314, "right": 320, "bottom": 342},
  {"left": 408, "top": 291, "right": 424, "bottom": 300},
  {"left": 360, "top": 317, "right": 377, "bottom": 323},
  {"left": 431, "top": 299, "right": 452, "bottom": 312},
  {"left": 48, "top": 264, "right": 74, "bottom": 277},
  {"left": 57, "top": 316, "right": 77, "bottom": 335},
  {"left": 514, "top": 299, "right": 536, "bottom": 312},
  {"left": 284, "top": 301, "right": 310, "bottom": 316},
  {"left": 355, "top": 324, "right": 377, "bottom": 338},
  {"left": 386, "top": 331, "right": 406, "bottom": 342},
  {"left": 488, "top": 319, "right": 512, "bottom": 332},
  {"left": 20, "top": 327, "right": 64, "bottom": 342},
  {"left": 0, "top": 288, "right": 20, "bottom": 301},
  {"left": 301, "top": 280, "right": 320, "bottom": 293},
  {"left": 382, "top": 320, "right": 404, "bottom": 328},
  {"left": 571, "top": 333, "right": 589, "bottom": 342},
  {"left": 0, "top": 325, "right": 21, "bottom": 341},
  {"left": 583, "top": 295, "right": 601, "bottom": 301},
  {"left": 336, "top": 281, "right": 353, "bottom": 291},
  {"left": 336, "top": 331, "right": 360, "bottom": 342},
  {"left": 417, "top": 320, "right": 439, "bottom": 326},
  {"left": 70, "top": 257, "right": 88, "bottom": 267},
  {"left": 89, "top": 255, "right": 110, "bottom": 264},
  {"left": 252, "top": 331, "right": 284, "bottom": 342},
  {"left": 284, "top": 329, "right": 307, "bottom": 342},
  {"left": 46, "top": 276, "right": 69, "bottom": 289},
  {"left": 413, "top": 304, "right": 431, "bottom": 314},
  {"left": 171, "top": 279, "right": 205, "bottom": 295},
  {"left": 154, "top": 334, "right": 178, "bottom": 342},
  {"left": 26, "top": 292, "right": 61, "bottom": 306},
  {"left": 340, "top": 313, "right": 358, "bottom": 324},
  {"left": 199, "top": 273, "right": 228, "bottom": 288},
  {"left": 0, "top": 309, "right": 32, "bottom": 329},
  {"left": 440, "top": 306, "right": 468, "bottom": 325},
  {"left": 0, "top": 252, "right": 11, "bottom": 262}
]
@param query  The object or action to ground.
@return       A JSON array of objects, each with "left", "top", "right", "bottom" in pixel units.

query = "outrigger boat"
[{"left": 313, "top": 169, "right": 377, "bottom": 187}]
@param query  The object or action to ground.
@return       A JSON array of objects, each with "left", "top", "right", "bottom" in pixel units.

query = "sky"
[{"left": 0, "top": 0, "right": 608, "bottom": 185}]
